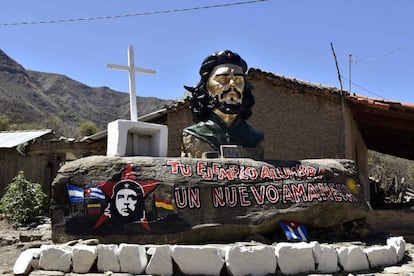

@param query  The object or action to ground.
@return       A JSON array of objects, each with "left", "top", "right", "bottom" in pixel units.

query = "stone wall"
[{"left": 13, "top": 237, "right": 407, "bottom": 275}]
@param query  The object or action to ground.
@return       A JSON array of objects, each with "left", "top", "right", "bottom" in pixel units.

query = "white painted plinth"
[
  {"left": 107, "top": 119, "right": 168, "bottom": 157},
  {"left": 275, "top": 242, "right": 315, "bottom": 275},
  {"left": 96, "top": 244, "right": 120, "bottom": 273},
  {"left": 72, "top": 244, "right": 97, "bottom": 273},
  {"left": 171, "top": 245, "right": 225, "bottom": 275},
  {"left": 13, "top": 248, "right": 41, "bottom": 275},
  {"left": 225, "top": 245, "right": 277, "bottom": 276},
  {"left": 337, "top": 245, "right": 369, "bottom": 272},
  {"left": 118, "top": 243, "right": 147, "bottom": 274},
  {"left": 387, "top": 236, "right": 406, "bottom": 262},
  {"left": 39, "top": 245, "right": 73, "bottom": 273},
  {"left": 364, "top": 245, "right": 398, "bottom": 268},
  {"left": 318, "top": 245, "right": 339, "bottom": 273},
  {"left": 146, "top": 245, "right": 173, "bottom": 276},
  {"left": 14, "top": 238, "right": 407, "bottom": 275}
]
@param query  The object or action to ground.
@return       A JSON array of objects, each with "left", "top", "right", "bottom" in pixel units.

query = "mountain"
[{"left": 0, "top": 49, "right": 174, "bottom": 137}]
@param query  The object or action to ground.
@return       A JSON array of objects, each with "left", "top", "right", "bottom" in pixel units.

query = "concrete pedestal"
[{"left": 107, "top": 119, "right": 167, "bottom": 157}]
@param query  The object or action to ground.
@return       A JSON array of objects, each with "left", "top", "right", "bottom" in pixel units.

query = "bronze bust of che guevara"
[{"left": 181, "top": 50, "right": 264, "bottom": 159}]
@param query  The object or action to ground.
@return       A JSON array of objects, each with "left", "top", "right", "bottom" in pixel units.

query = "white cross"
[{"left": 107, "top": 45, "right": 156, "bottom": 121}]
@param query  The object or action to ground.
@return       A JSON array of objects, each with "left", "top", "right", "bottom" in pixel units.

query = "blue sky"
[{"left": 1, "top": 0, "right": 413, "bottom": 103}]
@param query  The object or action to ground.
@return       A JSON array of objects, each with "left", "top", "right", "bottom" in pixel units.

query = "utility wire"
[
  {"left": 352, "top": 40, "right": 414, "bottom": 64},
  {"left": 347, "top": 41, "right": 413, "bottom": 99},
  {"left": 341, "top": 75, "right": 387, "bottom": 100},
  {"left": 0, "top": 0, "right": 267, "bottom": 26}
]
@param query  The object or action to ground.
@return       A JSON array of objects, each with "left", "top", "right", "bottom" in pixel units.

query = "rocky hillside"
[{"left": 0, "top": 49, "right": 173, "bottom": 137}]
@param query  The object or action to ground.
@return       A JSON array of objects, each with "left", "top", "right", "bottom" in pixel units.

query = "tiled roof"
[
  {"left": 347, "top": 94, "right": 414, "bottom": 112},
  {"left": 346, "top": 94, "right": 414, "bottom": 160},
  {"left": 247, "top": 68, "right": 343, "bottom": 96}
]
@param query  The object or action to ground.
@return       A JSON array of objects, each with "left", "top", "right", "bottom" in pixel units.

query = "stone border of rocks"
[{"left": 14, "top": 237, "right": 406, "bottom": 275}]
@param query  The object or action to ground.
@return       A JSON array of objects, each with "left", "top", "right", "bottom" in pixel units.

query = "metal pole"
[{"left": 349, "top": 53, "right": 352, "bottom": 93}]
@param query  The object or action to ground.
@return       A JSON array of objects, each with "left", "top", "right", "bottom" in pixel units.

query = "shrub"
[
  {"left": 79, "top": 120, "right": 98, "bottom": 136},
  {"left": 0, "top": 171, "right": 47, "bottom": 225}
]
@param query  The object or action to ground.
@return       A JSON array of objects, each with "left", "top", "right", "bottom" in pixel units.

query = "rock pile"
[{"left": 14, "top": 236, "right": 406, "bottom": 275}]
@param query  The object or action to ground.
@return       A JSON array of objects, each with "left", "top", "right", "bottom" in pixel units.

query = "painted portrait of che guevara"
[
  {"left": 110, "top": 180, "right": 145, "bottom": 223},
  {"left": 182, "top": 49, "right": 264, "bottom": 159}
]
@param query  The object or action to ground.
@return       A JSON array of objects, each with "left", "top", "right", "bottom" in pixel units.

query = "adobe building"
[
  {"left": 0, "top": 130, "right": 105, "bottom": 199},
  {"left": 160, "top": 68, "right": 414, "bottom": 201}
]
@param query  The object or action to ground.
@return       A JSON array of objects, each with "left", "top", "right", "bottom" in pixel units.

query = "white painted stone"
[
  {"left": 31, "top": 258, "right": 40, "bottom": 271},
  {"left": 318, "top": 245, "right": 338, "bottom": 273},
  {"left": 72, "top": 244, "right": 97, "bottom": 273},
  {"left": 337, "top": 245, "right": 369, "bottom": 272},
  {"left": 387, "top": 236, "right": 406, "bottom": 262},
  {"left": 96, "top": 244, "right": 120, "bottom": 273},
  {"left": 29, "top": 270, "right": 65, "bottom": 276},
  {"left": 275, "top": 242, "right": 315, "bottom": 275},
  {"left": 118, "top": 243, "right": 147, "bottom": 274},
  {"left": 225, "top": 245, "right": 277, "bottom": 276},
  {"left": 107, "top": 119, "right": 168, "bottom": 157},
  {"left": 310, "top": 241, "right": 321, "bottom": 265},
  {"left": 39, "top": 245, "right": 73, "bottom": 272},
  {"left": 146, "top": 245, "right": 173, "bottom": 276},
  {"left": 171, "top": 245, "right": 225, "bottom": 275},
  {"left": 31, "top": 249, "right": 41, "bottom": 270},
  {"left": 364, "top": 245, "right": 398, "bottom": 268},
  {"left": 13, "top": 248, "right": 41, "bottom": 275}
]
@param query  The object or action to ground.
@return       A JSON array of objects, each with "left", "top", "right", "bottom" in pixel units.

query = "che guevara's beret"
[{"left": 199, "top": 50, "right": 248, "bottom": 77}]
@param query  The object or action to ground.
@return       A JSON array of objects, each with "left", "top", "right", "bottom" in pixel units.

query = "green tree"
[
  {"left": 45, "top": 115, "right": 65, "bottom": 136},
  {"left": 79, "top": 120, "right": 98, "bottom": 136},
  {"left": 0, "top": 171, "right": 47, "bottom": 225}
]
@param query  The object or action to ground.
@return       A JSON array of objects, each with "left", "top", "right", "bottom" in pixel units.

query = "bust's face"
[{"left": 207, "top": 64, "right": 245, "bottom": 112}]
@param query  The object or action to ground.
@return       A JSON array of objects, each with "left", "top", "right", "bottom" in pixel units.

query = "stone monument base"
[
  {"left": 51, "top": 156, "right": 369, "bottom": 244},
  {"left": 14, "top": 237, "right": 407, "bottom": 275}
]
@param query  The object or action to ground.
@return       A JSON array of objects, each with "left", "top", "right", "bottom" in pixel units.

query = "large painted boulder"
[{"left": 51, "top": 156, "right": 369, "bottom": 244}]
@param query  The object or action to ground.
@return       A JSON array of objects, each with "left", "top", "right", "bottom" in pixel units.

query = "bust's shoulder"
[{"left": 183, "top": 119, "right": 221, "bottom": 135}]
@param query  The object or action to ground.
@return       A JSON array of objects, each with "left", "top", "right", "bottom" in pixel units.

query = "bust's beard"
[
  {"left": 215, "top": 101, "right": 242, "bottom": 114},
  {"left": 210, "top": 88, "right": 242, "bottom": 115}
]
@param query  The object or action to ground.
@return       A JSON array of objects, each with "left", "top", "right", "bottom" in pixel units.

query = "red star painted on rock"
[{"left": 93, "top": 163, "right": 160, "bottom": 230}]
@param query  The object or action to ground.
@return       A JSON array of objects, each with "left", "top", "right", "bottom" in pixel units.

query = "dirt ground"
[
  {"left": 0, "top": 218, "right": 413, "bottom": 275},
  {"left": 0, "top": 218, "right": 52, "bottom": 274}
]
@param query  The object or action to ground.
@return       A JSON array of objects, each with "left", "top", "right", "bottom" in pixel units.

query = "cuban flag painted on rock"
[
  {"left": 280, "top": 220, "right": 308, "bottom": 241},
  {"left": 66, "top": 183, "right": 84, "bottom": 203},
  {"left": 84, "top": 184, "right": 105, "bottom": 200}
]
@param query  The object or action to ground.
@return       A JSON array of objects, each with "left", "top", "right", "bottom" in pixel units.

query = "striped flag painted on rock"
[
  {"left": 84, "top": 184, "right": 105, "bottom": 200},
  {"left": 279, "top": 220, "right": 308, "bottom": 241},
  {"left": 66, "top": 183, "right": 84, "bottom": 203}
]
